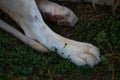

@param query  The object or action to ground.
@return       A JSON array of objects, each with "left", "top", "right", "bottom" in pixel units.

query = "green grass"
[{"left": 0, "top": 2, "right": 120, "bottom": 80}]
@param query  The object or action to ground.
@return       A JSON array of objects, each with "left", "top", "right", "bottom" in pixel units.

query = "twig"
[
  {"left": 112, "top": 0, "right": 120, "bottom": 13},
  {"left": 92, "top": 0, "right": 97, "bottom": 11},
  {"left": 105, "top": 40, "right": 114, "bottom": 54},
  {"left": 103, "top": 40, "right": 115, "bottom": 80},
  {"left": 111, "top": 62, "right": 115, "bottom": 80},
  {"left": 94, "top": 72, "right": 100, "bottom": 80},
  {"left": 48, "top": 68, "right": 53, "bottom": 80},
  {"left": 98, "top": 44, "right": 108, "bottom": 54},
  {"left": 0, "top": 19, "right": 49, "bottom": 52}
]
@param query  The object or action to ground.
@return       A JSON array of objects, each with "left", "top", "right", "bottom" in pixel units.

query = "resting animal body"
[{"left": 0, "top": 0, "right": 104, "bottom": 67}]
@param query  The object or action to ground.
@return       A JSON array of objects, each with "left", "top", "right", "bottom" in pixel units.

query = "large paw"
[
  {"left": 60, "top": 42, "right": 100, "bottom": 67},
  {"left": 37, "top": 0, "right": 78, "bottom": 26}
]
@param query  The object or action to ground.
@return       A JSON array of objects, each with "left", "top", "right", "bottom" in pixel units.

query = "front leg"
[
  {"left": 36, "top": 0, "right": 78, "bottom": 26},
  {"left": 0, "top": 0, "right": 100, "bottom": 66}
]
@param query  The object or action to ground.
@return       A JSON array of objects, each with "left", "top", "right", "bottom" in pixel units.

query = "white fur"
[
  {"left": 37, "top": 0, "right": 78, "bottom": 26},
  {"left": 0, "top": 0, "right": 100, "bottom": 66}
]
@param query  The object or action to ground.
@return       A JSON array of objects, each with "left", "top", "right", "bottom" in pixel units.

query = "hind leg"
[{"left": 36, "top": 0, "right": 78, "bottom": 26}]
